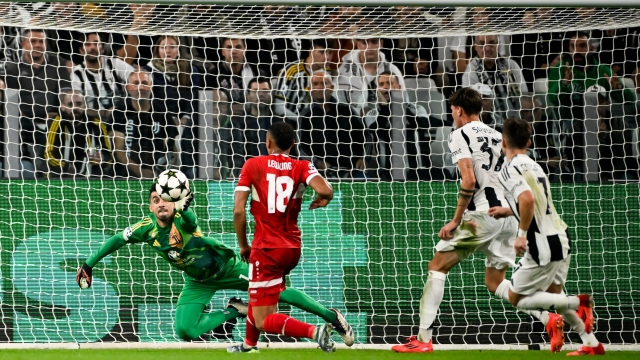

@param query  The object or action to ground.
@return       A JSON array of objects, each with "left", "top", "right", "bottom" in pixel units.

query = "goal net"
[{"left": 0, "top": 2, "right": 639, "bottom": 348}]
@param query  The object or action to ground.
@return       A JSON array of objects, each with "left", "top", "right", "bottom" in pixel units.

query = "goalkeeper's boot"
[
  {"left": 227, "top": 344, "right": 259, "bottom": 353},
  {"left": 315, "top": 324, "right": 336, "bottom": 353},
  {"left": 226, "top": 297, "right": 248, "bottom": 318},
  {"left": 546, "top": 313, "right": 565, "bottom": 352},
  {"left": 567, "top": 343, "right": 605, "bottom": 356},
  {"left": 577, "top": 294, "right": 595, "bottom": 334},
  {"left": 330, "top": 308, "right": 354, "bottom": 347},
  {"left": 391, "top": 336, "right": 434, "bottom": 353}
]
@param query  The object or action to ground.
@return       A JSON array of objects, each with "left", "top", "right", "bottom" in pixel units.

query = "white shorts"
[
  {"left": 510, "top": 255, "right": 571, "bottom": 296},
  {"left": 435, "top": 211, "right": 517, "bottom": 270}
]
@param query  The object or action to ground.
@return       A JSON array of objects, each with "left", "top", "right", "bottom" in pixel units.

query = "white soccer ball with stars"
[{"left": 155, "top": 169, "right": 190, "bottom": 202}]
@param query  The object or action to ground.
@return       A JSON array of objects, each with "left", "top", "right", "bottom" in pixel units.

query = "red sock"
[
  {"left": 263, "top": 313, "right": 316, "bottom": 339},
  {"left": 244, "top": 305, "right": 260, "bottom": 347}
]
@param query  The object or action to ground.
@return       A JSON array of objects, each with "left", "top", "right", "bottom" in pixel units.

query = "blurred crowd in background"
[{"left": 1, "top": 4, "right": 639, "bottom": 181}]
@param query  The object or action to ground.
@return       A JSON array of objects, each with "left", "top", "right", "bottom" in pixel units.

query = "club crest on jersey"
[
  {"left": 167, "top": 250, "right": 194, "bottom": 267},
  {"left": 308, "top": 162, "right": 316, "bottom": 171},
  {"left": 168, "top": 250, "right": 180, "bottom": 261},
  {"left": 123, "top": 227, "right": 133, "bottom": 241},
  {"left": 169, "top": 224, "right": 183, "bottom": 249}
]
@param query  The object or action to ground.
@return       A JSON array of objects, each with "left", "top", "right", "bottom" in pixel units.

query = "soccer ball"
[{"left": 155, "top": 169, "right": 190, "bottom": 202}]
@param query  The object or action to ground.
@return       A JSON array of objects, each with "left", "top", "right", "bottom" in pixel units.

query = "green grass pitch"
[{"left": 0, "top": 350, "right": 638, "bottom": 360}]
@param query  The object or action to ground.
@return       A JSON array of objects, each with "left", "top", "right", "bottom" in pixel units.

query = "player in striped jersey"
[
  {"left": 274, "top": 39, "right": 334, "bottom": 123},
  {"left": 491, "top": 118, "right": 604, "bottom": 356},
  {"left": 394, "top": 87, "right": 545, "bottom": 353}
]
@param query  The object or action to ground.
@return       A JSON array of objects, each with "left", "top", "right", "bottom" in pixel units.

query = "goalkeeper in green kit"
[{"left": 76, "top": 184, "right": 354, "bottom": 344}]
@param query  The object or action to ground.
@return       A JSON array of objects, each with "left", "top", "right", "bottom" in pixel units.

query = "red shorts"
[{"left": 248, "top": 248, "right": 301, "bottom": 306}]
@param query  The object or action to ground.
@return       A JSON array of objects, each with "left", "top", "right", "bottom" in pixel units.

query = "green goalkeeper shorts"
[{"left": 177, "top": 255, "right": 250, "bottom": 306}]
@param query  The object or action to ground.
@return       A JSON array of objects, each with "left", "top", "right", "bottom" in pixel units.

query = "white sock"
[
  {"left": 418, "top": 271, "right": 447, "bottom": 343},
  {"left": 495, "top": 279, "right": 511, "bottom": 301},
  {"left": 418, "top": 328, "right": 432, "bottom": 344},
  {"left": 495, "top": 280, "right": 547, "bottom": 324},
  {"left": 516, "top": 292, "right": 580, "bottom": 311},
  {"left": 537, "top": 311, "right": 549, "bottom": 326},
  {"left": 557, "top": 308, "right": 599, "bottom": 347},
  {"left": 579, "top": 332, "right": 599, "bottom": 347}
]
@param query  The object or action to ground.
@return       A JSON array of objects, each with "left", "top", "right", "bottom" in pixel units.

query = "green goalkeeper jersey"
[{"left": 85, "top": 208, "right": 236, "bottom": 281}]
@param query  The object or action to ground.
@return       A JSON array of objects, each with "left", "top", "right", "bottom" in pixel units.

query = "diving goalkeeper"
[{"left": 76, "top": 184, "right": 354, "bottom": 344}]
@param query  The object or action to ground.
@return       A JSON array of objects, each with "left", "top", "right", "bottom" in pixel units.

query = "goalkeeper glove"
[
  {"left": 76, "top": 263, "right": 93, "bottom": 289},
  {"left": 174, "top": 189, "right": 194, "bottom": 213}
]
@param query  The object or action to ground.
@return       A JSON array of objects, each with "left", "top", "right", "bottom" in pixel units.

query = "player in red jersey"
[{"left": 230, "top": 121, "right": 337, "bottom": 353}]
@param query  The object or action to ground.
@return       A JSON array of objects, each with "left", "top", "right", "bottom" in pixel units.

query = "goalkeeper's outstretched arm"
[
  {"left": 77, "top": 233, "right": 128, "bottom": 288},
  {"left": 77, "top": 214, "right": 154, "bottom": 289},
  {"left": 85, "top": 233, "right": 128, "bottom": 268}
]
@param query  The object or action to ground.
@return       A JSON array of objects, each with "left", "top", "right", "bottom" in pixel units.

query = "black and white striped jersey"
[
  {"left": 448, "top": 121, "right": 507, "bottom": 211},
  {"left": 499, "top": 154, "right": 570, "bottom": 265},
  {"left": 274, "top": 61, "right": 312, "bottom": 118},
  {"left": 71, "top": 56, "right": 133, "bottom": 111}
]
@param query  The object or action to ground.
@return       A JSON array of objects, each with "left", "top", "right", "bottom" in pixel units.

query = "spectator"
[
  {"left": 510, "top": 8, "right": 564, "bottom": 85},
  {"left": 462, "top": 7, "right": 511, "bottom": 58},
  {"left": 626, "top": 27, "right": 640, "bottom": 87},
  {"left": 44, "top": 89, "right": 113, "bottom": 178},
  {"left": 145, "top": 35, "right": 202, "bottom": 178},
  {"left": 204, "top": 38, "right": 265, "bottom": 174},
  {"left": 45, "top": 2, "right": 81, "bottom": 69},
  {"left": 437, "top": 7, "right": 509, "bottom": 95},
  {"left": 592, "top": 85, "right": 639, "bottom": 181},
  {"left": 275, "top": 38, "right": 335, "bottom": 124},
  {"left": 433, "top": 8, "right": 469, "bottom": 95},
  {"left": 111, "top": 70, "right": 179, "bottom": 179},
  {"left": 598, "top": 26, "right": 633, "bottom": 76},
  {"left": 548, "top": 31, "right": 636, "bottom": 122},
  {"left": 1, "top": 28, "right": 71, "bottom": 178},
  {"left": 209, "top": 88, "right": 233, "bottom": 179},
  {"left": 468, "top": 83, "right": 500, "bottom": 129},
  {"left": 245, "top": 37, "right": 301, "bottom": 78},
  {"left": 205, "top": 38, "right": 263, "bottom": 117},
  {"left": 299, "top": 70, "right": 367, "bottom": 178},
  {"left": 0, "top": 26, "right": 20, "bottom": 63},
  {"left": 575, "top": 7, "right": 603, "bottom": 52},
  {"left": 245, "top": 77, "right": 278, "bottom": 157},
  {"left": 364, "top": 72, "right": 444, "bottom": 180},
  {"left": 462, "top": 34, "right": 528, "bottom": 127},
  {"left": 383, "top": 7, "right": 444, "bottom": 88},
  {"left": 363, "top": 71, "right": 398, "bottom": 179},
  {"left": 321, "top": 6, "right": 363, "bottom": 35},
  {"left": 146, "top": 35, "right": 201, "bottom": 126},
  {"left": 109, "top": 4, "right": 157, "bottom": 67},
  {"left": 521, "top": 95, "right": 563, "bottom": 180},
  {"left": 338, "top": 38, "right": 405, "bottom": 115},
  {"left": 321, "top": 7, "right": 363, "bottom": 71},
  {"left": 71, "top": 32, "right": 134, "bottom": 123}
]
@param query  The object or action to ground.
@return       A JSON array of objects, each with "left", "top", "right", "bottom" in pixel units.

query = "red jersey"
[{"left": 235, "top": 153, "right": 320, "bottom": 249}]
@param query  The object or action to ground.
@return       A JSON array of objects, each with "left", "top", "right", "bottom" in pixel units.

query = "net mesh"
[
  {"left": 0, "top": 2, "right": 639, "bottom": 347},
  {"left": 1, "top": 4, "right": 640, "bottom": 37}
]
